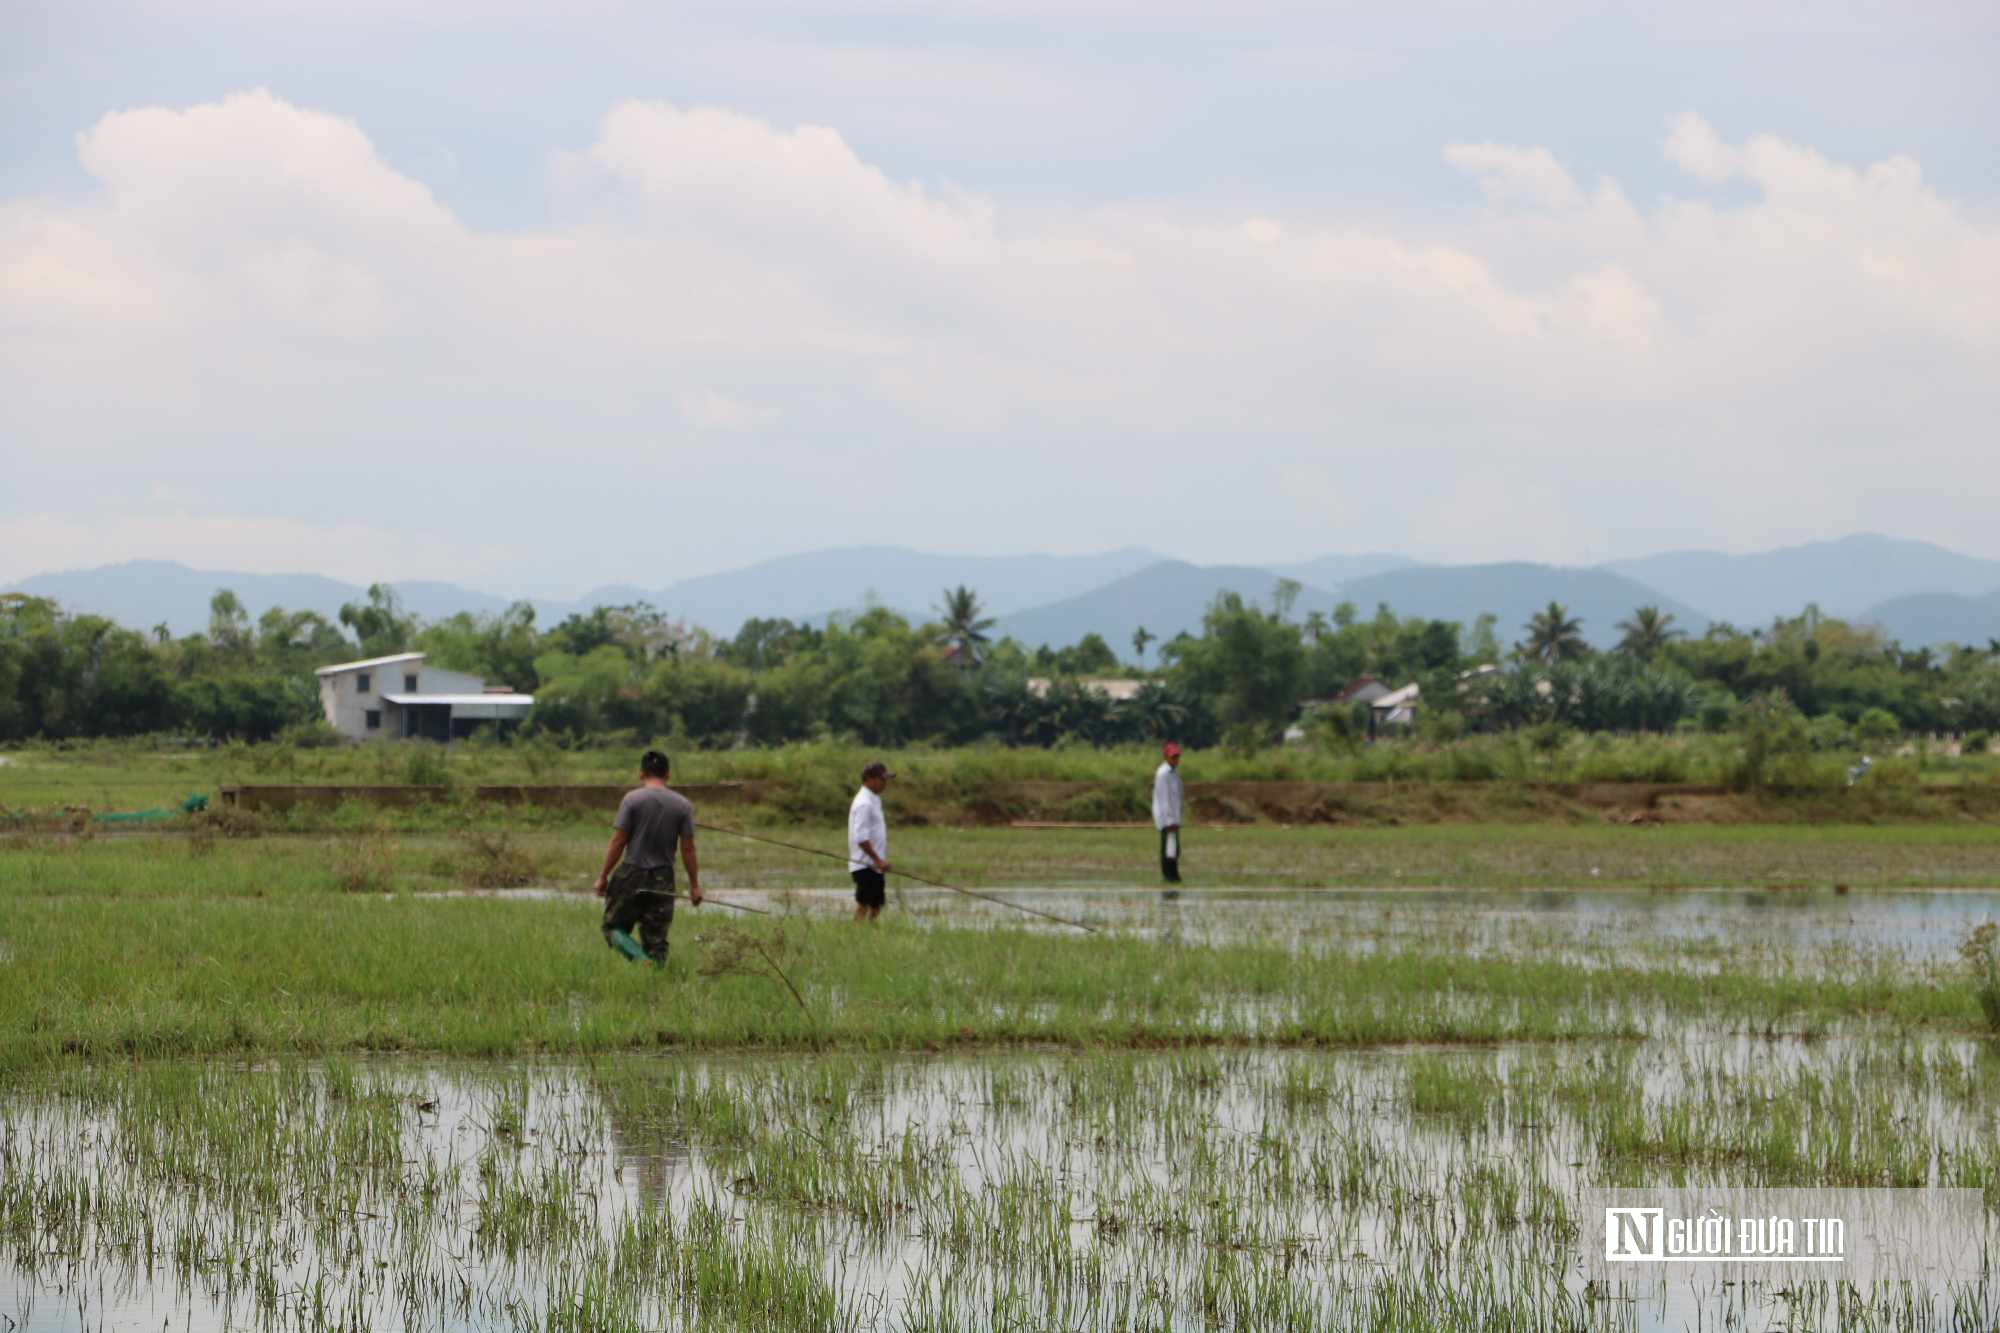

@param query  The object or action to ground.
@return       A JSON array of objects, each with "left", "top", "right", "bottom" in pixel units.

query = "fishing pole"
[
  {"left": 695, "top": 821, "right": 1098, "bottom": 934},
  {"left": 597, "top": 883, "right": 772, "bottom": 916}
]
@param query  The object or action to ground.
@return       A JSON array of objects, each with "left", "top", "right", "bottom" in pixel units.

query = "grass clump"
[
  {"left": 456, "top": 828, "right": 542, "bottom": 888},
  {"left": 331, "top": 834, "right": 397, "bottom": 894},
  {"left": 1961, "top": 922, "right": 2000, "bottom": 1034}
]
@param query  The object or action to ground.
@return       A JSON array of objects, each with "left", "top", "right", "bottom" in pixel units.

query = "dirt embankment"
[{"left": 213, "top": 780, "right": 2000, "bottom": 827}]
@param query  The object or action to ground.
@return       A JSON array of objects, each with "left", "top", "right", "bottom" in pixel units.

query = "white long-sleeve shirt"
[
  {"left": 848, "top": 786, "right": 887, "bottom": 872},
  {"left": 1152, "top": 762, "right": 1184, "bottom": 830}
]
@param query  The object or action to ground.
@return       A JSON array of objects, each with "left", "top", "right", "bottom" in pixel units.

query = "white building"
[
  {"left": 1372, "top": 682, "right": 1421, "bottom": 729},
  {"left": 315, "top": 652, "right": 534, "bottom": 742},
  {"left": 1024, "top": 677, "right": 1148, "bottom": 702}
]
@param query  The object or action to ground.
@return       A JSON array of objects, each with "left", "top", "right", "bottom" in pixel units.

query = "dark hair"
[{"left": 640, "top": 750, "right": 670, "bottom": 778}]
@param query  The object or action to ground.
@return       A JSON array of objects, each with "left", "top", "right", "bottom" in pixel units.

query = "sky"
[{"left": 3, "top": 0, "right": 1997, "bottom": 596}]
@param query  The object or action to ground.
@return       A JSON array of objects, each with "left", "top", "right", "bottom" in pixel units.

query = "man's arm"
[
  {"left": 858, "top": 838, "right": 887, "bottom": 872},
  {"left": 594, "top": 829, "right": 630, "bottom": 895},
  {"left": 680, "top": 832, "right": 702, "bottom": 905}
]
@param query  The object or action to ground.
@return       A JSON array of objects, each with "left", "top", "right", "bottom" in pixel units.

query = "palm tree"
[
  {"left": 934, "top": 585, "right": 995, "bottom": 665},
  {"left": 1131, "top": 626, "right": 1156, "bottom": 663},
  {"left": 1523, "top": 601, "right": 1588, "bottom": 664},
  {"left": 1614, "top": 605, "right": 1682, "bottom": 660}
]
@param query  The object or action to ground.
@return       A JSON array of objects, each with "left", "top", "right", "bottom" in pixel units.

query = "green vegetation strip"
[
  {"left": 0, "top": 894, "right": 1978, "bottom": 1069},
  {"left": 10, "top": 822, "right": 2000, "bottom": 895}
]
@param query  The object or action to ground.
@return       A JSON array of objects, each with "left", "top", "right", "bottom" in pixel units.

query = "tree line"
[{"left": 1, "top": 581, "right": 1996, "bottom": 748}]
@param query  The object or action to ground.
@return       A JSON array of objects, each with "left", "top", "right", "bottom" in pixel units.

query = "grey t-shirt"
[{"left": 614, "top": 785, "right": 695, "bottom": 874}]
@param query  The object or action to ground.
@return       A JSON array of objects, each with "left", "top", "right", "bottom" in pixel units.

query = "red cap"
[{"left": 1162, "top": 741, "right": 1182, "bottom": 758}]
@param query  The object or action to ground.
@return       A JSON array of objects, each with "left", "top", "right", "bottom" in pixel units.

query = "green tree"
[
  {"left": 417, "top": 602, "right": 540, "bottom": 690},
  {"left": 1166, "top": 592, "right": 1307, "bottom": 740},
  {"left": 255, "top": 607, "right": 351, "bottom": 675},
  {"left": 1730, "top": 692, "right": 1813, "bottom": 789},
  {"left": 933, "top": 585, "right": 995, "bottom": 664},
  {"left": 207, "top": 590, "right": 253, "bottom": 663},
  {"left": 338, "top": 584, "right": 417, "bottom": 658},
  {"left": 1522, "top": 602, "right": 1588, "bottom": 664},
  {"left": 722, "top": 617, "right": 820, "bottom": 672},
  {"left": 1467, "top": 613, "right": 1502, "bottom": 665},
  {"left": 1615, "top": 606, "right": 1682, "bottom": 660},
  {"left": 642, "top": 657, "right": 755, "bottom": 745},
  {"left": 1131, "top": 625, "right": 1156, "bottom": 663}
]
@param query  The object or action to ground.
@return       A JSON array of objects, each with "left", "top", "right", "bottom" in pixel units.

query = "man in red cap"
[{"left": 1152, "top": 741, "right": 1184, "bottom": 885}]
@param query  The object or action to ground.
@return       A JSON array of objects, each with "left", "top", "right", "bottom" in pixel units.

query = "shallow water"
[
  {"left": 5, "top": 1037, "right": 1997, "bottom": 1332},
  {"left": 625, "top": 883, "right": 2000, "bottom": 970}
]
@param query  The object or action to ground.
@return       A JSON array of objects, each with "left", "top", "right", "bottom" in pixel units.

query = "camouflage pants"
[{"left": 603, "top": 863, "right": 676, "bottom": 963}]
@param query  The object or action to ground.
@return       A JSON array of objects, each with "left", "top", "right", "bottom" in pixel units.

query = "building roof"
[
  {"left": 1372, "top": 683, "right": 1421, "bottom": 709},
  {"left": 1332, "top": 676, "right": 1390, "bottom": 704},
  {"left": 316, "top": 651, "right": 424, "bottom": 676},
  {"left": 1024, "top": 677, "right": 1148, "bottom": 701},
  {"left": 383, "top": 692, "right": 535, "bottom": 707}
]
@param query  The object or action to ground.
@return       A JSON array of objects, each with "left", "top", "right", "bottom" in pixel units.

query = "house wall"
[
  {"left": 416, "top": 665, "right": 485, "bottom": 694},
  {"left": 319, "top": 656, "right": 491, "bottom": 741},
  {"left": 320, "top": 667, "right": 404, "bottom": 740}
]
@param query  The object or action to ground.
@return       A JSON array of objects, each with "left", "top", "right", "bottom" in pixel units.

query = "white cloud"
[
  {"left": 1445, "top": 142, "right": 1583, "bottom": 209},
  {"left": 3, "top": 92, "right": 1998, "bottom": 586}
]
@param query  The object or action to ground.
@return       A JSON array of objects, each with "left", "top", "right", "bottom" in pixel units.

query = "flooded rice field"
[
  {"left": 6, "top": 1035, "right": 2000, "bottom": 1331},
  {"left": 561, "top": 882, "right": 2000, "bottom": 970},
  {"left": 9, "top": 881, "right": 2000, "bottom": 1330}
]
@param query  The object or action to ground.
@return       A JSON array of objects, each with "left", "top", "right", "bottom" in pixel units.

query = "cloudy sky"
[{"left": 4, "top": 1, "right": 1996, "bottom": 595}]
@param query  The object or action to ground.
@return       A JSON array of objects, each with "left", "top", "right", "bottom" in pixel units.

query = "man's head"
[
  {"left": 1162, "top": 741, "right": 1182, "bottom": 768},
  {"left": 861, "top": 760, "right": 894, "bottom": 793},
  {"left": 640, "top": 749, "right": 670, "bottom": 780}
]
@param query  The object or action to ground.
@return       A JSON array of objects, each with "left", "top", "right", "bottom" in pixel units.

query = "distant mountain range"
[
  {"left": 1605, "top": 534, "right": 2000, "bottom": 626},
  {"left": 8, "top": 533, "right": 1998, "bottom": 657},
  {"left": 1852, "top": 591, "right": 2000, "bottom": 652},
  {"left": 994, "top": 562, "right": 1341, "bottom": 658}
]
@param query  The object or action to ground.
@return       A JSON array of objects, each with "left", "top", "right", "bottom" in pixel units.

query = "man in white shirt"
[
  {"left": 1152, "top": 741, "right": 1184, "bottom": 885},
  {"left": 847, "top": 760, "right": 893, "bottom": 922}
]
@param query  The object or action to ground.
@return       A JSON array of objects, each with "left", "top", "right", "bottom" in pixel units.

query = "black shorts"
[{"left": 851, "top": 868, "right": 886, "bottom": 908}]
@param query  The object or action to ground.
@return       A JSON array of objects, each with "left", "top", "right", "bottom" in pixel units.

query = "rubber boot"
[{"left": 605, "top": 926, "right": 646, "bottom": 962}]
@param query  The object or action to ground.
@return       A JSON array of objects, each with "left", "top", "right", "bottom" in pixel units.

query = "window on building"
[
  {"left": 404, "top": 673, "right": 419, "bottom": 692},
  {"left": 365, "top": 709, "right": 381, "bottom": 731},
  {"left": 356, "top": 672, "right": 372, "bottom": 694}
]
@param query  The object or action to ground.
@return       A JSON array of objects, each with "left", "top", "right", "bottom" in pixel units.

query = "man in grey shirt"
[{"left": 594, "top": 749, "right": 702, "bottom": 966}]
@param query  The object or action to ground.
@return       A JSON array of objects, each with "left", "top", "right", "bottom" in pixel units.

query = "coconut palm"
[
  {"left": 1131, "top": 625, "right": 1156, "bottom": 662},
  {"left": 1522, "top": 601, "right": 1588, "bottom": 664},
  {"left": 1615, "top": 605, "right": 1682, "bottom": 659},
  {"left": 934, "top": 585, "right": 995, "bottom": 664}
]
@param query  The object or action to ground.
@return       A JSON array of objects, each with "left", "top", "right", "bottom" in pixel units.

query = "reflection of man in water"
[
  {"left": 591, "top": 1075, "right": 694, "bottom": 1208},
  {"left": 1153, "top": 741, "right": 1184, "bottom": 885}
]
